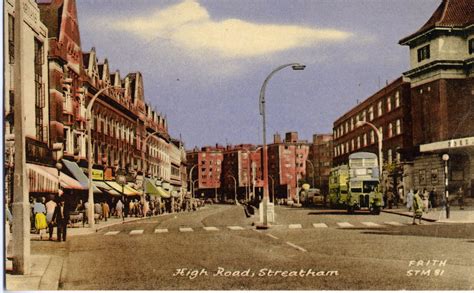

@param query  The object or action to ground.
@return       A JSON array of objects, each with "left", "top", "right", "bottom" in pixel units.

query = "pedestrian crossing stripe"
[
  {"left": 384, "top": 221, "right": 405, "bottom": 226},
  {"left": 337, "top": 222, "right": 354, "bottom": 228},
  {"left": 289, "top": 224, "right": 302, "bottom": 229},
  {"left": 227, "top": 226, "right": 244, "bottom": 230},
  {"left": 154, "top": 228, "right": 169, "bottom": 233},
  {"left": 129, "top": 230, "right": 144, "bottom": 235},
  {"left": 361, "top": 222, "right": 383, "bottom": 227},
  {"left": 105, "top": 231, "right": 120, "bottom": 235},
  {"left": 203, "top": 227, "right": 219, "bottom": 231},
  {"left": 313, "top": 223, "right": 328, "bottom": 228},
  {"left": 179, "top": 227, "right": 194, "bottom": 232}
]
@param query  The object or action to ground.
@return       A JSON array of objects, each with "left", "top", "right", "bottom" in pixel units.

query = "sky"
[{"left": 75, "top": 0, "right": 440, "bottom": 149}]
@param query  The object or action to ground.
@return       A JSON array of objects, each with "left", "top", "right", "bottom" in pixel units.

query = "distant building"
[
  {"left": 399, "top": 0, "right": 474, "bottom": 197},
  {"left": 307, "top": 134, "right": 333, "bottom": 195},
  {"left": 268, "top": 132, "right": 310, "bottom": 201},
  {"left": 186, "top": 145, "right": 224, "bottom": 199}
]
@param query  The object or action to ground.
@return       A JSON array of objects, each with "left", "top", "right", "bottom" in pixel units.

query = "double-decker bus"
[
  {"left": 328, "top": 165, "right": 349, "bottom": 208},
  {"left": 328, "top": 152, "right": 383, "bottom": 214},
  {"left": 346, "top": 152, "right": 383, "bottom": 214}
]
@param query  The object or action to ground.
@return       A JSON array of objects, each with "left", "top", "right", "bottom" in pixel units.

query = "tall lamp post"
[
  {"left": 189, "top": 164, "right": 197, "bottom": 198},
  {"left": 86, "top": 85, "right": 121, "bottom": 229},
  {"left": 306, "top": 159, "right": 315, "bottom": 188},
  {"left": 116, "top": 169, "right": 127, "bottom": 222},
  {"left": 52, "top": 143, "right": 64, "bottom": 199},
  {"left": 356, "top": 121, "right": 383, "bottom": 191},
  {"left": 259, "top": 63, "right": 306, "bottom": 228},
  {"left": 142, "top": 130, "right": 161, "bottom": 202},
  {"left": 192, "top": 179, "right": 199, "bottom": 198},
  {"left": 269, "top": 175, "right": 275, "bottom": 203},
  {"left": 227, "top": 175, "right": 238, "bottom": 203},
  {"left": 442, "top": 154, "right": 450, "bottom": 219}
]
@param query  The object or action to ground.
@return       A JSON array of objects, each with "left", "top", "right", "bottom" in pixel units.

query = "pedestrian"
[
  {"left": 429, "top": 188, "right": 436, "bottom": 209},
  {"left": 116, "top": 199, "right": 124, "bottom": 219},
  {"left": 457, "top": 187, "right": 465, "bottom": 210},
  {"left": 406, "top": 189, "right": 414, "bottom": 212},
  {"left": 412, "top": 190, "right": 423, "bottom": 225},
  {"left": 94, "top": 201, "right": 102, "bottom": 221},
  {"left": 129, "top": 200, "right": 135, "bottom": 217},
  {"left": 422, "top": 188, "right": 430, "bottom": 213},
  {"left": 102, "top": 201, "right": 110, "bottom": 221},
  {"left": 52, "top": 197, "right": 69, "bottom": 242},
  {"left": 33, "top": 197, "right": 47, "bottom": 239},
  {"left": 45, "top": 195, "right": 57, "bottom": 241},
  {"left": 143, "top": 199, "right": 149, "bottom": 217}
]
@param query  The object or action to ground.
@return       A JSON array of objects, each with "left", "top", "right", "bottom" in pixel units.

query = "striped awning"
[
  {"left": 42, "top": 165, "right": 86, "bottom": 190},
  {"left": 105, "top": 181, "right": 141, "bottom": 196},
  {"left": 27, "top": 163, "right": 58, "bottom": 193}
]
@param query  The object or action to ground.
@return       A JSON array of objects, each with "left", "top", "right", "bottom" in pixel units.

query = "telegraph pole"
[{"left": 12, "top": 0, "right": 31, "bottom": 274}]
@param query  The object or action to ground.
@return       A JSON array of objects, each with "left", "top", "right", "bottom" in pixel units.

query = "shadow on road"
[
  {"left": 308, "top": 210, "right": 372, "bottom": 216},
  {"left": 360, "top": 223, "right": 474, "bottom": 239}
]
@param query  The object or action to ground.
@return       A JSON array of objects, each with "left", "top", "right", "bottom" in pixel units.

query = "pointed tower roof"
[{"left": 400, "top": 0, "right": 474, "bottom": 45}]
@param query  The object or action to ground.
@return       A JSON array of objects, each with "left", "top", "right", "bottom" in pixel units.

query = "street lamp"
[
  {"left": 189, "top": 164, "right": 197, "bottom": 198},
  {"left": 306, "top": 159, "right": 315, "bottom": 188},
  {"left": 442, "top": 154, "right": 450, "bottom": 219},
  {"left": 52, "top": 143, "right": 63, "bottom": 200},
  {"left": 86, "top": 85, "right": 121, "bottom": 229},
  {"left": 227, "top": 175, "right": 238, "bottom": 204},
  {"left": 269, "top": 175, "right": 275, "bottom": 203},
  {"left": 356, "top": 121, "right": 383, "bottom": 190},
  {"left": 259, "top": 63, "right": 305, "bottom": 228},
  {"left": 192, "top": 179, "right": 199, "bottom": 198},
  {"left": 116, "top": 168, "right": 127, "bottom": 222}
]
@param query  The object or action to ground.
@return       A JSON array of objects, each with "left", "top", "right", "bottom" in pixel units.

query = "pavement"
[
  {"left": 382, "top": 204, "right": 474, "bottom": 223},
  {"left": 4, "top": 214, "right": 167, "bottom": 291}
]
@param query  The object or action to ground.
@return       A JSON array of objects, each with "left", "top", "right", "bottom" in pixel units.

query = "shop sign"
[
  {"left": 104, "top": 168, "right": 113, "bottom": 181},
  {"left": 92, "top": 169, "right": 103, "bottom": 180}
]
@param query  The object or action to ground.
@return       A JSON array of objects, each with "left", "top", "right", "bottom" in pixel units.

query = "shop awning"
[
  {"left": 157, "top": 187, "right": 170, "bottom": 198},
  {"left": 94, "top": 180, "right": 120, "bottom": 196},
  {"left": 62, "top": 159, "right": 101, "bottom": 193},
  {"left": 27, "top": 163, "right": 58, "bottom": 193},
  {"left": 105, "top": 181, "right": 141, "bottom": 196},
  {"left": 42, "top": 166, "right": 86, "bottom": 190},
  {"left": 144, "top": 178, "right": 160, "bottom": 195}
]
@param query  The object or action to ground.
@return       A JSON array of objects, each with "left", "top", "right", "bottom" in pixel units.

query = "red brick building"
[
  {"left": 399, "top": 0, "right": 474, "bottom": 197},
  {"left": 307, "top": 134, "right": 333, "bottom": 195},
  {"left": 333, "top": 77, "right": 414, "bottom": 196},
  {"left": 268, "top": 132, "right": 310, "bottom": 201},
  {"left": 186, "top": 145, "right": 224, "bottom": 199}
]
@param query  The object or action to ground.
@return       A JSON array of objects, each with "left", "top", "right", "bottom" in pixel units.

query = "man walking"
[
  {"left": 52, "top": 197, "right": 70, "bottom": 242},
  {"left": 46, "top": 195, "right": 57, "bottom": 240}
]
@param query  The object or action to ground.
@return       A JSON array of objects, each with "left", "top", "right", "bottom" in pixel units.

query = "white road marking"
[
  {"left": 228, "top": 226, "right": 244, "bottom": 230},
  {"left": 104, "top": 231, "right": 120, "bottom": 235},
  {"left": 384, "top": 221, "right": 405, "bottom": 226},
  {"left": 266, "top": 234, "right": 279, "bottom": 240},
  {"left": 289, "top": 224, "right": 302, "bottom": 229},
  {"left": 312, "top": 223, "right": 328, "bottom": 228},
  {"left": 129, "top": 230, "right": 144, "bottom": 235},
  {"left": 203, "top": 227, "right": 219, "bottom": 231},
  {"left": 337, "top": 222, "right": 354, "bottom": 228},
  {"left": 361, "top": 222, "right": 383, "bottom": 227},
  {"left": 154, "top": 228, "right": 169, "bottom": 233},
  {"left": 179, "top": 227, "right": 194, "bottom": 232},
  {"left": 286, "top": 241, "right": 307, "bottom": 252}
]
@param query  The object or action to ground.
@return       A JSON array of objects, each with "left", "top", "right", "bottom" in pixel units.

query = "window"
[
  {"left": 345, "top": 122, "right": 348, "bottom": 134},
  {"left": 345, "top": 142, "right": 349, "bottom": 153},
  {"left": 8, "top": 14, "right": 14, "bottom": 64},
  {"left": 34, "top": 39, "right": 45, "bottom": 142},
  {"left": 350, "top": 118, "right": 354, "bottom": 131},
  {"left": 363, "top": 134, "right": 367, "bottom": 146},
  {"left": 388, "top": 149, "right": 393, "bottom": 164},
  {"left": 370, "top": 130, "right": 375, "bottom": 144},
  {"left": 378, "top": 126, "right": 383, "bottom": 139},
  {"left": 469, "top": 39, "right": 474, "bottom": 54},
  {"left": 357, "top": 136, "right": 361, "bottom": 149},
  {"left": 351, "top": 139, "right": 354, "bottom": 151},
  {"left": 368, "top": 106, "right": 374, "bottom": 121},
  {"left": 396, "top": 119, "right": 401, "bottom": 135},
  {"left": 387, "top": 97, "right": 392, "bottom": 112},
  {"left": 377, "top": 101, "right": 382, "bottom": 117},
  {"left": 388, "top": 123, "right": 393, "bottom": 137},
  {"left": 417, "top": 45, "right": 430, "bottom": 62},
  {"left": 396, "top": 152, "right": 401, "bottom": 163},
  {"left": 395, "top": 91, "right": 400, "bottom": 108}
]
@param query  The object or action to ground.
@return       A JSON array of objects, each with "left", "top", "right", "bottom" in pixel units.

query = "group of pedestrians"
[{"left": 31, "top": 195, "right": 70, "bottom": 241}]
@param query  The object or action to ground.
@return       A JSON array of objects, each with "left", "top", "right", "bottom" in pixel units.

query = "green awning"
[
  {"left": 62, "top": 159, "right": 101, "bottom": 193},
  {"left": 105, "top": 181, "right": 141, "bottom": 196},
  {"left": 145, "top": 179, "right": 160, "bottom": 195}
]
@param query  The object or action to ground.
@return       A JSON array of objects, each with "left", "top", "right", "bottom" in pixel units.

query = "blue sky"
[{"left": 75, "top": 0, "right": 440, "bottom": 148}]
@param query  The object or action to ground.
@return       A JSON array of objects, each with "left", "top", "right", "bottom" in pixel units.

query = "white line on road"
[
  {"left": 104, "top": 231, "right": 120, "bottom": 235},
  {"left": 384, "top": 221, "right": 405, "bottom": 226},
  {"left": 266, "top": 234, "right": 279, "bottom": 240},
  {"left": 228, "top": 226, "right": 244, "bottom": 230},
  {"left": 361, "top": 222, "right": 383, "bottom": 227},
  {"left": 337, "top": 222, "right": 354, "bottom": 228},
  {"left": 129, "top": 230, "right": 144, "bottom": 235},
  {"left": 179, "top": 227, "right": 194, "bottom": 232},
  {"left": 289, "top": 224, "right": 302, "bottom": 229},
  {"left": 312, "top": 223, "right": 328, "bottom": 228},
  {"left": 203, "top": 227, "right": 219, "bottom": 231},
  {"left": 286, "top": 241, "right": 307, "bottom": 252},
  {"left": 154, "top": 228, "right": 169, "bottom": 233}
]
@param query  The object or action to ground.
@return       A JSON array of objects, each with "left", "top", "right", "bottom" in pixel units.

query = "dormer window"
[{"left": 417, "top": 45, "right": 430, "bottom": 62}]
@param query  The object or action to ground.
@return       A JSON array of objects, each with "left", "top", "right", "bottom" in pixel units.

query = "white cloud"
[{"left": 113, "top": 0, "right": 352, "bottom": 58}]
